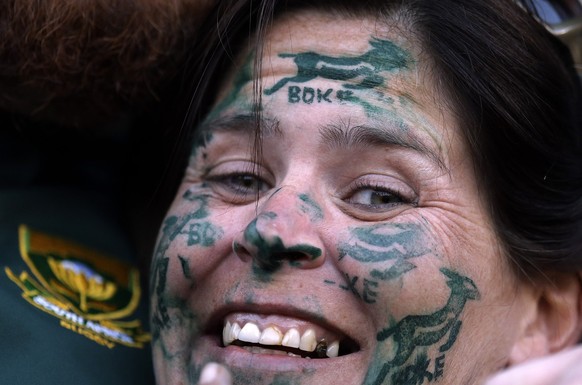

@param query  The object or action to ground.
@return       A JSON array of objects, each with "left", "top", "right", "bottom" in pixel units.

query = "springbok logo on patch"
[{"left": 5, "top": 225, "right": 150, "bottom": 349}]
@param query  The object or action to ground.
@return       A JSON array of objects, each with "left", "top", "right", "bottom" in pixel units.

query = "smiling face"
[{"left": 151, "top": 9, "right": 536, "bottom": 385}]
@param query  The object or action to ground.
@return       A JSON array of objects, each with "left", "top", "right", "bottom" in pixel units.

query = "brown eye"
[
  {"left": 340, "top": 177, "right": 419, "bottom": 216},
  {"left": 347, "top": 188, "right": 404, "bottom": 207},
  {"left": 207, "top": 172, "right": 271, "bottom": 202},
  {"left": 226, "top": 174, "right": 268, "bottom": 193}
]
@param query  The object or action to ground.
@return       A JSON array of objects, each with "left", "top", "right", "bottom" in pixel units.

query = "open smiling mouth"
[{"left": 220, "top": 314, "right": 360, "bottom": 359}]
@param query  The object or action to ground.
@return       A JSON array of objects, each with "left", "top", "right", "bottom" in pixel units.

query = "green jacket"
[{"left": 1, "top": 118, "right": 155, "bottom": 384}]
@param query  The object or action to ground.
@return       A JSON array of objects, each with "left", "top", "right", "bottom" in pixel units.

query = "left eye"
[
  {"left": 347, "top": 189, "right": 404, "bottom": 206},
  {"left": 340, "top": 177, "right": 417, "bottom": 215}
]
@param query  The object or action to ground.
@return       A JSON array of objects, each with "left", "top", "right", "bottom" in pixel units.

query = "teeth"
[
  {"left": 259, "top": 326, "right": 283, "bottom": 345},
  {"left": 281, "top": 328, "right": 300, "bottom": 348},
  {"left": 223, "top": 321, "right": 232, "bottom": 344},
  {"left": 229, "top": 322, "right": 241, "bottom": 343},
  {"left": 238, "top": 322, "right": 261, "bottom": 343},
  {"left": 299, "top": 329, "right": 317, "bottom": 352},
  {"left": 222, "top": 321, "right": 242, "bottom": 345},
  {"left": 326, "top": 340, "right": 339, "bottom": 358},
  {"left": 315, "top": 339, "right": 327, "bottom": 358},
  {"left": 222, "top": 321, "right": 340, "bottom": 358}
]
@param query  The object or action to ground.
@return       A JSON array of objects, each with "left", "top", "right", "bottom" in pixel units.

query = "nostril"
[
  {"left": 254, "top": 244, "right": 322, "bottom": 271},
  {"left": 233, "top": 241, "right": 253, "bottom": 262},
  {"left": 272, "top": 252, "right": 312, "bottom": 266},
  {"left": 285, "top": 244, "right": 322, "bottom": 261}
]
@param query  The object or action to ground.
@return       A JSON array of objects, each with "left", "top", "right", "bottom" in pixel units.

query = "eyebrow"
[
  {"left": 199, "top": 113, "right": 447, "bottom": 170},
  {"left": 199, "top": 113, "right": 282, "bottom": 137},
  {"left": 319, "top": 120, "right": 447, "bottom": 171}
]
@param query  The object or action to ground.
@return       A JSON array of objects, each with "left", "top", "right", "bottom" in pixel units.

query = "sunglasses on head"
[{"left": 525, "top": 0, "right": 582, "bottom": 74}]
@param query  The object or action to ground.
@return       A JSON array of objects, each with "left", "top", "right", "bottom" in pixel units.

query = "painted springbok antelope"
[
  {"left": 370, "top": 268, "right": 480, "bottom": 385},
  {"left": 264, "top": 37, "right": 411, "bottom": 95}
]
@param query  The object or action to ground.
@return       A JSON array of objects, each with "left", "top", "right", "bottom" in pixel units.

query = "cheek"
[
  {"left": 334, "top": 222, "right": 447, "bottom": 318},
  {"left": 156, "top": 197, "right": 230, "bottom": 296},
  {"left": 335, "top": 220, "right": 502, "bottom": 384}
]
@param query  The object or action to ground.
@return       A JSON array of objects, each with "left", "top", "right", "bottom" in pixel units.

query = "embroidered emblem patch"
[{"left": 5, "top": 225, "right": 150, "bottom": 348}]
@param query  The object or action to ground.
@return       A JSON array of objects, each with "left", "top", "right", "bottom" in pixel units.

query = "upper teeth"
[{"left": 222, "top": 321, "right": 339, "bottom": 358}]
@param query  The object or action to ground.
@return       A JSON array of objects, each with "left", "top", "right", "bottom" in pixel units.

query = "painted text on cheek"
[
  {"left": 364, "top": 268, "right": 480, "bottom": 385},
  {"left": 149, "top": 191, "right": 224, "bottom": 358},
  {"left": 334, "top": 222, "right": 479, "bottom": 384},
  {"left": 325, "top": 223, "right": 432, "bottom": 306}
]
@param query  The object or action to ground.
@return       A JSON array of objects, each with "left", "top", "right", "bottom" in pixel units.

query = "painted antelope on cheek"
[
  {"left": 370, "top": 268, "right": 480, "bottom": 385},
  {"left": 264, "top": 38, "right": 411, "bottom": 95}
]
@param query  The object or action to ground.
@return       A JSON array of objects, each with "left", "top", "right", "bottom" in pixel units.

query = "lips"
[{"left": 219, "top": 312, "right": 358, "bottom": 359}]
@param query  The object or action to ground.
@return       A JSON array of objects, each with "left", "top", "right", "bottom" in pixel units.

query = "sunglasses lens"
[
  {"left": 529, "top": 0, "right": 582, "bottom": 24},
  {"left": 527, "top": 0, "right": 582, "bottom": 73}
]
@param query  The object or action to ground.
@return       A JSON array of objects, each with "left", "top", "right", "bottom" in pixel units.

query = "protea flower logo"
[
  {"left": 48, "top": 258, "right": 117, "bottom": 312},
  {"left": 5, "top": 225, "right": 150, "bottom": 348}
]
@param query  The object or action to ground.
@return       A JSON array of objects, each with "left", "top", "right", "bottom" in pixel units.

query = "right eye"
[
  {"left": 205, "top": 170, "right": 272, "bottom": 203},
  {"left": 215, "top": 173, "right": 269, "bottom": 194}
]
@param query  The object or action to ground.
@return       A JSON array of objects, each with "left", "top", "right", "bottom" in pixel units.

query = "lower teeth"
[
  {"left": 239, "top": 344, "right": 320, "bottom": 359},
  {"left": 242, "top": 346, "right": 288, "bottom": 356}
]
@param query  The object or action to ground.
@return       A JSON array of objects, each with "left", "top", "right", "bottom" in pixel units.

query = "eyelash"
[
  {"left": 343, "top": 180, "right": 416, "bottom": 210},
  {"left": 205, "top": 171, "right": 271, "bottom": 202},
  {"left": 204, "top": 167, "right": 417, "bottom": 214}
]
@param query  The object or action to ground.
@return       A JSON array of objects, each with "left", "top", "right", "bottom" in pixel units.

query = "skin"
[
  {"left": 151, "top": 9, "right": 579, "bottom": 385},
  {"left": 197, "top": 346, "right": 582, "bottom": 385}
]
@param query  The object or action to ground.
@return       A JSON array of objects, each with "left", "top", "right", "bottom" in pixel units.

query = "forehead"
[
  {"left": 206, "top": 8, "right": 457, "bottom": 166},
  {"left": 266, "top": 10, "right": 387, "bottom": 56},
  {"left": 220, "top": 10, "right": 429, "bottom": 98}
]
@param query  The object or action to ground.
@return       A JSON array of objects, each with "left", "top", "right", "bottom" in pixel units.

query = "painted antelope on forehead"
[{"left": 264, "top": 37, "right": 412, "bottom": 95}]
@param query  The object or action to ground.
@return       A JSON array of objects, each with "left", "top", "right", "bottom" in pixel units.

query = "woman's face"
[{"left": 151, "top": 10, "right": 535, "bottom": 385}]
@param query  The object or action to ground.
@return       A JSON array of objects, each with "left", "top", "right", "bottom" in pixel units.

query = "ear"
[{"left": 508, "top": 272, "right": 582, "bottom": 365}]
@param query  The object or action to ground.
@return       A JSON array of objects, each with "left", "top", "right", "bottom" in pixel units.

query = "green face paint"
[
  {"left": 178, "top": 255, "right": 194, "bottom": 281},
  {"left": 264, "top": 37, "right": 416, "bottom": 121},
  {"left": 298, "top": 193, "right": 324, "bottom": 221},
  {"left": 243, "top": 212, "right": 322, "bottom": 282},
  {"left": 336, "top": 273, "right": 379, "bottom": 304},
  {"left": 149, "top": 191, "right": 223, "bottom": 353},
  {"left": 363, "top": 268, "right": 480, "bottom": 385},
  {"left": 190, "top": 129, "right": 214, "bottom": 160},
  {"left": 265, "top": 38, "right": 411, "bottom": 95},
  {"left": 339, "top": 223, "right": 431, "bottom": 281},
  {"left": 150, "top": 256, "right": 169, "bottom": 343},
  {"left": 268, "top": 374, "right": 303, "bottom": 385},
  {"left": 340, "top": 223, "right": 429, "bottom": 263},
  {"left": 205, "top": 52, "right": 255, "bottom": 122},
  {"left": 188, "top": 363, "right": 203, "bottom": 385}
]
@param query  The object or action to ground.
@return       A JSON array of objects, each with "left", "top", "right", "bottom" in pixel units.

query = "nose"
[{"left": 233, "top": 191, "right": 325, "bottom": 277}]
